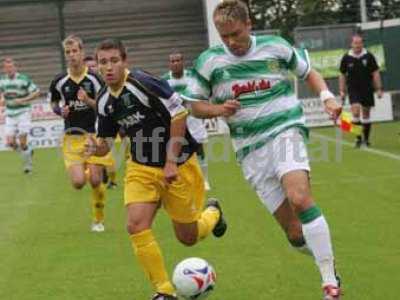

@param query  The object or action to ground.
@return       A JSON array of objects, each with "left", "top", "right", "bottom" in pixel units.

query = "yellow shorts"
[
  {"left": 62, "top": 134, "right": 114, "bottom": 169},
  {"left": 124, "top": 154, "right": 205, "bottom": 223}
]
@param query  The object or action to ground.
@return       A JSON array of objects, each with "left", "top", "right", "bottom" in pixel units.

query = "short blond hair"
[
  {"left": 62, "top": 34, "right": 83, "bottom": 49},
  {"left": 213, "top": 0, "right": 250, "bottom": 25}
]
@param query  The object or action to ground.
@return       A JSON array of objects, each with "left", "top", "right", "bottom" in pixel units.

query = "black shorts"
[{"left": 349, "top": 92, "right": 375, "bottom": 107}]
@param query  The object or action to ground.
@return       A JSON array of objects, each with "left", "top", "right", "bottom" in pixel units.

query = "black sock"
[{"left": 363, "top": 123, "right": 371, "bottom": 142}]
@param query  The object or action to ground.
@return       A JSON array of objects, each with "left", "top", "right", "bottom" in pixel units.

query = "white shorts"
[
  {"left": 241, "top": 128, "right": 310, "bottom": 214},
  {"left": 5, "top": 112, "right": 31, "bottom": 137},
  {"left": 187, "top": 115, "right": 208, "bottom": 144}
]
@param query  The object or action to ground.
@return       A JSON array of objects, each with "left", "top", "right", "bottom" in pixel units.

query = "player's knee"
[
  {"left": 71, "top": 179, "right": 86, "bottom": 190},
  {"left": 126, "top": 219, "right": 149, "bottom": 235},
  {"left": 287, "top": 188, "right": 311, "bottom": 212},
  {"left": 176, "top": 233, "right": 197, "bottom": 247},
  {"left": 89, "top": 177, "right": 102, "bottom": 188},
  {"left": 287, "top": 232, "right": 305, "bottom": 246}
]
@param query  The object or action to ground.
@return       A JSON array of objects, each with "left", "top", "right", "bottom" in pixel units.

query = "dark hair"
[
  {"left": 84, "top": 55, "right": 95, "bottom": 62},
  {"left": 95, "top": 39, "right": 127, "bottom": 61}
]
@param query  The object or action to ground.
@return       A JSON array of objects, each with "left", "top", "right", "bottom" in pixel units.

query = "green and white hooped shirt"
[
  {"left": 183, "top": 35, "right": 311, "bottom": 161},
  {"left": 0, "top": 72, "right": 39, "bottom": 117}
]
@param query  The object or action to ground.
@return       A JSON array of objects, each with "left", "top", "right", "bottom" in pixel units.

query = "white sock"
[
  {"left": 20, "top": 146, "right": 32, "bottom": 170},
  {"left": 302, "top": 215, "right": 337, "bottom": 287},
  {"left": 198, "top": 157, "right": 210, "bottom": 186}
]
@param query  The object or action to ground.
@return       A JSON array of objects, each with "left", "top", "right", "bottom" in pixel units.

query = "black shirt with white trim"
[
  {"left": 339, "top": 49, "right": 379, "bottom": 96},
  {"left": 49, "top": 68, "right": 103, "bottom": 134},
  {"left": 97, "top": 69, "right": 198, "bottom": 167}
]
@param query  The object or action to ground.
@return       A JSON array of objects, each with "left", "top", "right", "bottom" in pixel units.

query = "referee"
[{"left": 339, "top": 34, "right": 383, "bottom": 148}]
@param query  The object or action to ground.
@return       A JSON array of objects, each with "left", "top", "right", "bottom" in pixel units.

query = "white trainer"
[
  {"left": 91, "top": 222, "right": 105, "bottom": 232},
  {"left": 204, "top": 180, "right": 211, "bottom": 191}
]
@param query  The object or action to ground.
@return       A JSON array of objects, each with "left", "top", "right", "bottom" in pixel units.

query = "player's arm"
[
  {"left": 190, "top": 99, "right": 240, "bottom": 118},
  {"left": 77, "top": 88, "right": 96, "bottom": 109},
  {"left": 164, "top": 111, "right": 188, "bottom": 183},
  {"left": 14, "top": 89, "right": 40, "bottom": 105},
  {"left": 85, "top": 136, "right": 113, "bottom": 157},
  {"left": 284, "top": 43, "right": 341, "bottom": 120},
  {"left": 87, "top": 95, "right": 119, "bottom": 157},
  {"left": 305, "top": 69, "right": 342, "bottom": 120},
  {"left": 182, "top": 68, "right": 239, "bottom": 118},
  {"left": 0, "top": 93, "right": 4, "bottom": 106},
  {"left": 48, "top": 78, "right": 70, "bottom": 118},
  {"left": 372, "top": 70, "right": 383, "bottom": 98},
  {"left": 15, "top": 77, "right": 40, "bottom": 105}
]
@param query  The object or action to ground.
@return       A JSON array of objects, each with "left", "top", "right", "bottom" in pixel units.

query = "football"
[{"left": 172, "top": 257, "right": 216, "bottom": 299}]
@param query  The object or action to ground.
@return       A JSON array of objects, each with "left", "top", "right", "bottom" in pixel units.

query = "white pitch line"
[{"left": 312, "top": 132, "right": 400, "bottom": 161}]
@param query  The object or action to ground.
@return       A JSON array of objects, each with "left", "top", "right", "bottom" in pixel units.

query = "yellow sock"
[
  {"left": 91, "top": 184, "right": 106, "bottom": 223},
  {"left": 197, "top": 207, "right": 220, "bottom": 241},
  {"left": 109, "top": 171, "right": 117, "bottom": 184},
  {"left": 130, "top": 230, "right": 175, "bottom": 295}
]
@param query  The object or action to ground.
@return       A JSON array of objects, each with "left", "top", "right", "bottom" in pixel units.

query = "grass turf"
[{"left": 0, "top": 121, "right": 399, "bottom": 299}]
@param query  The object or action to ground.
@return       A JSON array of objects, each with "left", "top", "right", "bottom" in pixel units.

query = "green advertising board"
[{"left": 309, "top": 45, "right": 386, "bottom": 78}]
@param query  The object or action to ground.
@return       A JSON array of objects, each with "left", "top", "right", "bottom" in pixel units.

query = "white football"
[{"left": 172, "top": 257, "right": 216, "bottom": 299}]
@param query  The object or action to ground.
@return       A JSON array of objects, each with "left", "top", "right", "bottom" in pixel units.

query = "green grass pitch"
[{"left": 0, "top": 122, "right": 399, "bottom": 299}]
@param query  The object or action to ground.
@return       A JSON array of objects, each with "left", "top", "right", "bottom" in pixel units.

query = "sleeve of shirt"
[
  {"left": 133, "top": 70, "right": 187, "bottom": 119},
  {"left": 287, "top": 47, "right": 311, "bottom": 80},
  {"left": 368, "top": 53, "right": 379, "bottom": 73},
  {"left": 339, "top": 55, "right": 347, "bottom": 74},
  {"left": 181, "top": 68, "right": 211, "bottom": 102},
  {"left": 273, "top": 37, "right": 311, "bottom": 79},
  {"left": 90, "top": 72, "right": 105, "bottom": 94},
  {"left": 48, "top": 78, "right": 61, "bottom": 103},
  {"left": 26, "top": 76, "right": 39, "bottom": 94}
]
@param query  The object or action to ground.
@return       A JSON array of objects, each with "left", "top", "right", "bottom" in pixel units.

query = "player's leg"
[
  {"left": 18, "top": 133, "right": 33, "bottom": 173},
  {"left": 361, "top": 105, "right": 372, "bottom": 146},
  {"left": 125, "top": 161, "right": 176, "bottom": 297},
  {"left": 16, "top": 112, "right": 33, "bottom": 173},
  {"left": 87, "top": 163, "right": 106, "bottom": 231},
  {"left": 67, "top": 164, "right": 86, "bottom": 189},
  {"left": 172, "top": 197, "right": 225, "bottom": 246},
  {"left": 5, "top": 134, "right": 17, "bottom": 150},
  {"left": 164, "top": 154, "right": 225, "bottom": 246},
  {"left": 273, "top": 198, "right": 312, "bottom": 255},
  {"left": 350, "top": 99, "right": 362, "bottom": 147},
  {"left": 106, "top": 164, "right": 117, "bottom": 189},
  {"left": 5, "top": 116, "right": 18, "bottom": 150},
  {"left": 282, "top": 170, "right": 340, "bottom": 298}
]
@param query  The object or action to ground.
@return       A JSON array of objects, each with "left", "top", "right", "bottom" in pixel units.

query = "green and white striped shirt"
[
  {"left": 183, "top": 35, "right": 311, "bottom": 160},
  {"left": 0, "top": 72, "right": 39, "bottom": 117}
]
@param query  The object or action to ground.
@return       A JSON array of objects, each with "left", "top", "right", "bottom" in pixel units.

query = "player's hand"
[
  {"left": 84, "top": 135, "right": 97, "bottom": 157},
  {"left": 77, "top": 88, "right": 89, "bottom": 103},
  {"left": 377, "top": 89, "right": 383, "bottom": 99},
  {"left": 61, "top": 105, "right": 70, "bottom": 118},
  {"left": 163, "top": 161, "right": 179, "bottom": 184},
  {"left": 13, "top": 98, "right": 25, "bottom": 105},
  {"left": 220, "top": 99, "right": 240, "bottom": 117},
  {"left": 324, "top": 98, "right": 342, "bottom": 122}
]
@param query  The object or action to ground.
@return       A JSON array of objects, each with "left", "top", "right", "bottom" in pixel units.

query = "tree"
[{"left": 246, "top": 0, "right": 400, "bottom": 40}]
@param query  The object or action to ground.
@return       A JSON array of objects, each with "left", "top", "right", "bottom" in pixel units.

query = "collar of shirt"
[
  {"left": 348, "top": 48, "right": 367, "bottom": 58},
  {"left": 108, "top": 69, "right": 130, "bottom": 97}
]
